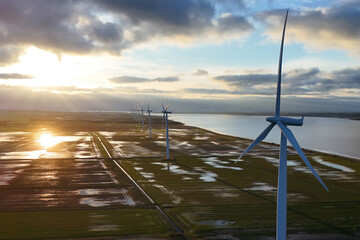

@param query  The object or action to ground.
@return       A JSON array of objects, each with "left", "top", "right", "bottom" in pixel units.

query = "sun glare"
[{"left": 37, "top": 133, "right": 62, "bottom": 149}]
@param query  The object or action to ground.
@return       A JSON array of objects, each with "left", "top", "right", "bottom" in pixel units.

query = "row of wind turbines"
[
  {"left": 135, "top": 103, "right": 172, "bottom": 160},
  {"left": 132, "top": 10, "right": 328, "bottom": 240}
]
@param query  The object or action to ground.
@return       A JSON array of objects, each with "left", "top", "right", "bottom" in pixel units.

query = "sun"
[{"left": 37, "top": 133, "right": 62, "bottom": 149}]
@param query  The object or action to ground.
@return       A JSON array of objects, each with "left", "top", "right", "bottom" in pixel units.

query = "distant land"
[
  {"left": 1, "top": 110, "right": 360, "bottom": 121},
  {"left": 171, "top": 111, "right": 360, "bottom": 120}
]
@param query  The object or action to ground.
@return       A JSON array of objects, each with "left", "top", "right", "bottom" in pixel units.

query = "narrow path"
[{"left": 91, "top": 132, "right": 185, "bottom": 236}]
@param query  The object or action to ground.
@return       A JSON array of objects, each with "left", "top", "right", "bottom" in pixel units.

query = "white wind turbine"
[
  {"left": 237, "top": 10, "right": 328, "bottom": 240},
  {"left": 146, "top": 104, "right": 152, "bottom": 138},
  {"left": 138, "top": 106, "right": 145, "bottom": 130},
  {"left": 162, "top": 103, "right": 172, "bottom": 160}
]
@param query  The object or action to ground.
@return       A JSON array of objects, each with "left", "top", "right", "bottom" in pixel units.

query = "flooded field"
[{"left": 0, "top": 111, "right": 359, "bottom": 239}]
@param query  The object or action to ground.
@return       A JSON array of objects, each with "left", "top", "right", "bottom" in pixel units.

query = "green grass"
[{"left": 0, "top": 209, "right": 173, "bottom": 239}]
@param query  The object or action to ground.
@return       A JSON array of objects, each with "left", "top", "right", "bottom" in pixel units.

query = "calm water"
[{"left": 170, "top": 114, "right": 360, "bottom": 160}]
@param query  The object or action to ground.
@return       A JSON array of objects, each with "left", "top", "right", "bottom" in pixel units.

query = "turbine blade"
[
  {"left": 161, "top": 103, "right": 164, "bottom": 111},
  {"left": 237, "top": 123, "right": 275, "bottom": 162},
  {"left": 276, "top": 121, "right": 329, "bottom": 192},
  {"left": 164, "top": 103, "right": 170, "bottom": 111},
  {"left": 275, "top": 9, "right": 289, "bottom": 117}
]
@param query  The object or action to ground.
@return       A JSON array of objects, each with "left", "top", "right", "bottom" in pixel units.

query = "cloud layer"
[
  {"left": 0, "top": 0, "right": 253, "bottom": 65},
  {"left": 214, "top": 67, "right": 360, "bottom": 96},
  {"left": 109, "top": 75, "right": 179, "bottom": 83},
  {"left": 259, "top": 1, "right": 360, "bottom": 54}
]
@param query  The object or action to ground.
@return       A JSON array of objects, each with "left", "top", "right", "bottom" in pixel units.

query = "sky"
[{"left": 0, "top": 0, "right": 359, "bottom": 113}]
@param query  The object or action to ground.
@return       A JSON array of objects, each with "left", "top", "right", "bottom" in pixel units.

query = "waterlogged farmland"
[{"left": 0, "top": 111, "right": 359, "bottom": 239}]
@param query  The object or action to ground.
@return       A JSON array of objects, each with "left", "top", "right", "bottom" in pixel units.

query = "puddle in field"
[
  {"left": 0, "top": 163, "right": 30, "bottom": 168},
  {"left": 74, "top": 151, "right": 97, "bottom": 158},
  {"left": 0, "top": 150, "right": 47, "bottom": 159},
  {"left": 229, "top": 158, "right": 243, "bottom": 162},
  {"left": 77, "top": 142, "right": 91, "bottom": 150},
  {"left": 312, "top": 156, "right": 355, "bottom": 173},
  {"left": 245, "top": 182, "right": 276, "bottom": 192},
  {"left": 170, "top": 129, "right": 190, "bottom": 136},
  {"left": 0, "top": 173, "right": 16, "bottom": 185},
  {"left": 194, "top": 136, "right": 209, "bottom": 140},
  {"left": 80, "top": 189, "right": 137, "bottom": 207},
  {"left": 211, "top": 141, "right": 219, "bottom": 145},
  {"left": 194, "top": 167, "right": 217, "bottom": 182},
  {"left": 153, "top": 183, "right": 183, "bottom": 204},
  {"left": 110, "top": 141, "right": 156, "bottom": 157},
  {"left": 262, "top": 156, "right": 314, "bottom": 174},
  {"left": 134, "top": 167, "right": 155, "bottom": 181},
  {"left": 80, "top": 198, "right": 110, "bottom": 207},
  {"left": 153, "top": 162, "right": 217, "bottom": 183},
  {"left": 89, "top": 224, "right": 119, "bottom": 232},
  {"left": 133, "top": 164, "right": 183, "bottom": 204},
  {"left": 77, "top": 188, "right": 130, "bottom": 196},
  {"left": 36, "top": 134, "right": 92, "bottom": 148},
  {"left": 201, "top": 157, "right": 243, "bottom": 171},
  {"left": 199, "top": 220, "right": 235, "bottom": 227},
  {"left": 153, "top": 162, "right": 196, "bottom": 175},
  {"left": 0, "top": 132, "right": 28, "bottom": 142},
  {"left": 75, "top": 132, "right": 88, "bottom": 136},
  {"left": 154, "top": 141, "right": 166, "bottom": 147}
]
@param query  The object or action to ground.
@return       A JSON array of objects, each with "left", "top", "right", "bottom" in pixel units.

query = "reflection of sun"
[{"left": 37, "top": 133, "right": 62, "bottom": 149}]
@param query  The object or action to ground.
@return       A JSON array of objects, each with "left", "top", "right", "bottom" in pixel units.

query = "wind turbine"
[
  {"left": 138, "top": 106, "right": 145, "bottom": 130},
  {"left": 237, "top": 10, "right": 328, "bottom": 240},
  {"left": 146, "top": 104, "right": 152, "bottom": 138},
  {"left": 162, "top": 103, "right": 172, "bottom": 160}
]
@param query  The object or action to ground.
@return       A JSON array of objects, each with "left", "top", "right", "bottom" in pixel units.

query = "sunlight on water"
[{"left": 37, "top": 133, "right": 63, "bottom": 148}]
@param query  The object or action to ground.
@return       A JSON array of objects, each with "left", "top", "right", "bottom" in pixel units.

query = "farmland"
[{"left": 0, "top": 110, "right": 359, "bottom": 239}]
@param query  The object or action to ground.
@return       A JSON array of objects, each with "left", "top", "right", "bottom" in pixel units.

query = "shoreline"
[{"left": 172, "top": 119, "right": 360, "bottom": 162}]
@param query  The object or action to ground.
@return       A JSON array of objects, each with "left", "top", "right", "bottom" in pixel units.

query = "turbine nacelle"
[{"left": 266, "top": 116, "right": 304, "bottom": 126}]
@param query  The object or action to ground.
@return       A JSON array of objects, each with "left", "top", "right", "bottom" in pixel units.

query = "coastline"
[{"left": 171, "top": 118, "right": 360, "bottom": 162}]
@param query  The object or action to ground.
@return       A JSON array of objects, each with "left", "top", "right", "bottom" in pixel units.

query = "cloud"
[
  {"left": 258, "top": 1, "right": 360, "bottom": 54},
  {"left": 0, "top": 0, "right": 253, "bottom": 66},
  {"left": 109, "top": 75, "right": 179, "bottom": 84},
  {"left": 109, "top": 76, "right": 151, "bottom": 83},
  {"left": 215, "top": 73, "right": 277, "bottom": 87},
  {"left": 214, "top": 67, "right": 360, "bottom": 96},
  {"left": 0, "top": 84, "right": 358, "bottom": 113},
  {"left": 192, "top": 69, "right": 209, "bottom": 76},
  {"left": 153, "top": 77, "right": 179, "bottom": 82},
  {"left": 0, "top": 73, "right": 34, "bottom": 79},
  {"left": 217, "top": 13, "right": 253, "bottom": 33}
]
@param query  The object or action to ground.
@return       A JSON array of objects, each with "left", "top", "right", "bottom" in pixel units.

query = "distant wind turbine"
[
  {"left": 162, "top": 103, "right": 172, "bottom": 160},
  {"left": 237, "top": 9, "right": 328, "bottom": 240},
  {"left": 138, "top": 106, "right": 145, "bottom": 130},
  {"left": 146, "top": 104, "right": 152, "bottom": 138}
]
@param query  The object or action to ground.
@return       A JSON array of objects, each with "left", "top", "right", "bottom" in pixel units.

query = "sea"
[{"left": 170, "top": 114, "right": 360, "bottom": 160}]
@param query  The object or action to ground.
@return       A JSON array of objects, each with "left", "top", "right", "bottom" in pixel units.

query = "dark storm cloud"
[
  {"left": 0, "top": 0, "right": 253, "bottom": 65},
  {"left": 258, "top": 1, "right": 360, "bottom": 53},
  {"left": 109, "top": 75, "right": 179, "bottom": 83},
  {"left": 0, "top": 73, "right": 34, "bottom": 79},
  {"left": 215, "top": 67, "right": 360, "bottom": 96},
  {"left": 192, "top": 69, "right": 209, "bottom": 76}
]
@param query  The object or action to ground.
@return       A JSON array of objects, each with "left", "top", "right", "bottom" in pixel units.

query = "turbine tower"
[
  {"left": 146, "top": 104, "right": 152, "bottom": 138},
  {"left": 162, "top": 103, "right": 172, "bottom": 160},
  {"left": 237, "top": 10, "right": 328, "bottom": 240},
  {"left": 139, "top": 106, "right": 145, "bottom": 130}
]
